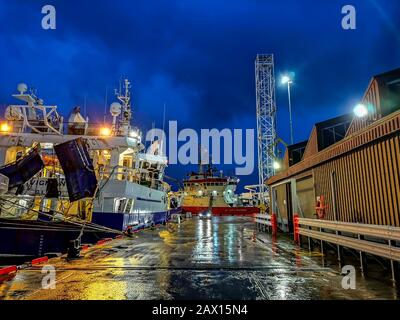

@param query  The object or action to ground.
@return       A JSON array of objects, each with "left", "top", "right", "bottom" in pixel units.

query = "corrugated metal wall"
[
  {"left": 302, "top": 127, "right": 318, "bottom": 159},
  {"left": 313, "top": 132, "right": 400, "bottom": 227},
  {"left": 296, "top": 176, "right": 315, "bottom": 219},
  {"left": 275, "top": 183, "right": 289, "bottom": 220}
]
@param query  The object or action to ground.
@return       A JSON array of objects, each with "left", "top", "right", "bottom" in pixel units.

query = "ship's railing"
[
  {"left": 4, "top": 106, "right": 63, "bottom": 135},
  {"left": 298, "top": 218, "right": 400, "bottom": 261},
  {"left": 2, "top": 119, "right": 138, "bottom": 138},
  {"left": 98, "top": 166, "right": 166, "bottom": 191},
  {"left": 99, "top": 166, "right": 140, "bottom": 183}
]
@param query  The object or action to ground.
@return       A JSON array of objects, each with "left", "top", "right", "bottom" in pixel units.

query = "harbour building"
[{"left": 267, "top": 68, "right": 400, "bottom": 232}]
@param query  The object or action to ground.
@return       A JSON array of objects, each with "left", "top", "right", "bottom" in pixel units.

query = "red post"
[
  {"left": 271, "top": 213, "right": 277, "bottom": 235},
  {"left": 96, "top": 238, "right": 113, "bottom": 245},
  {"left": 293, "top": 214, "right": 300, "bottom": 244},
  {"left": 31, "top": 256, "right": 49, "bottom": 265},
  {"left": 0, "top": 265, "right": 17, "bottom": 276}
]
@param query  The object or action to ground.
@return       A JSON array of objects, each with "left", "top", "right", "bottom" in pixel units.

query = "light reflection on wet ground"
[{"left": 0, "top": 216, "right": 398, "bottom": 300}]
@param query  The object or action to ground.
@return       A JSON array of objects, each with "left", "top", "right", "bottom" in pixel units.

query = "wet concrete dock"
[{"left": 0, "top": 216, "right": 397, "bottom": 300}]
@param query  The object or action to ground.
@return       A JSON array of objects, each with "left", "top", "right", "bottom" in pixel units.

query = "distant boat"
[{"left": 180, "top": 163, "right": 260, "bottom": 216}]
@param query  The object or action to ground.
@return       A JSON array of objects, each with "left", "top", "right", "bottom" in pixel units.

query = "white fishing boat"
[{"left": 0, "top": 80, "right": 178, "bottom": 260}]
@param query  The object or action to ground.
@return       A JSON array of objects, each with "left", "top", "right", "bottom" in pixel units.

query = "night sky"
[{"left": 0, "top": 0, "right": 399, "bottom": 191}]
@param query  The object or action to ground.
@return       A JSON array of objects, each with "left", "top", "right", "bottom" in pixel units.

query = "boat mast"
[
  {"left": 115, "top": 78, "right": 132, "bottom": 135},
  {"left": 198, "top": 145, "right": 204, "bottom": 175}
]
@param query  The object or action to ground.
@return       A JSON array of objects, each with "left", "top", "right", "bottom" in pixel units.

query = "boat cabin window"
[
  {"left": 114, "top": 198, "right": 127, "bottom": 213},
  {"left": 142, "top": 162, "right": 150, "bottom": 170},
  {"left": 122, "top": 157, "right": 132, "bottom": 167}
]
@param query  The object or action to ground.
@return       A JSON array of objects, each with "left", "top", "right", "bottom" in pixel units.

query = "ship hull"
[
  {"left": 91, "top": 207, "right": 181, "bottom": 231},
  {"left": 0, "top": 219, "right": 110, "bottom": 263},
  {"left": 182, "top": 206, "right": 259, "bottom": 216},
  {"left": 0, "top": 208, "right": 178, "bottom": 262}
]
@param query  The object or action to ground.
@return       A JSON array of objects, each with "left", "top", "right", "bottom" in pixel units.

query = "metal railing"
[
  {"left": 98, "top": 166, "right": 166, "bottom": 191},
  {"left": 298, "top": 218, "right": 400, "bottom": 261},
  {"left": 255, "top": 213, "right": 272, "bottom": 227},
  {"left": 255, "top": 213, "right": 287, "bottom": 234}
]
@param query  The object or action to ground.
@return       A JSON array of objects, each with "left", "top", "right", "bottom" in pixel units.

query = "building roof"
[
  {"left": 267, "top": 109, "right": 400, "bottom": 186},
  {"left": 346, "top": 67, "right": 400, "bottom": 136},
  {"left": 283, "top": 140, "right": 308, "bottom": 168},
  {"left": 267, "top": 67, "right": 400, "bottom": 186},
  {"left": 291, "top": 113, "right": 353, "bottom": 164}
]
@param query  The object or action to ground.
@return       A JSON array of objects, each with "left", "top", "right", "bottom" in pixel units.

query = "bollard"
[{"left": 67, "top": 239, "right": 81, "bottom": 259}]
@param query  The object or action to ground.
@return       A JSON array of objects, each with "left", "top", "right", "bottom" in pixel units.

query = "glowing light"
[
  {"left": 0, "top": 123, "right": 11, "bottom": 133},
  {"left": 353, "top": 104, "right": 368, "bottom": 118},
  {"left": 281, "top": 75, "right": 292, "bottom": 85},
  {"left": 129, "top": 130, "right": 139, "bottom": 138},
  {"left": 40, "top": 142, "right": 53, "bottom": 149},
  {"left": 273, "top": 161, "right": 281, "bottom": 170},
  {"left": 100, "top": 127, "right": 111, "bottom": 136}
]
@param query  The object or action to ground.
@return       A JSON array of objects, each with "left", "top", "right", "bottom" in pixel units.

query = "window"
[{"left": 320, "top": 122, "right": 351, "bottom": 149}]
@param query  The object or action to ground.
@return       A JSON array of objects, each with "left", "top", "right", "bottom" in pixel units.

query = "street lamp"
[
  {"left": 281, "top": 75, "right": 294, "bottom": 145},
  {"left": 281, "top": 75, "right": 291, "bottom": 85}
]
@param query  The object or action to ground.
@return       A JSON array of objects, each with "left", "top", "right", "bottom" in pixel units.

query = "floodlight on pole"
[
  {"left": 281, "top": 75, "right": 291, "bottom": 85},
  {"left": 281, "top": 74, "right": 294, "bottom": 145}
]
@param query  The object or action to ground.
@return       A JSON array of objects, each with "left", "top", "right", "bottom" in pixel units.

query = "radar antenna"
[{"left": 114, "top": 78, "right": 132, "bottom": 135}]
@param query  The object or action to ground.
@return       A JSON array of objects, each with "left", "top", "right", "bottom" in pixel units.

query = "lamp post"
[{"left": 281, "top": 75, "right": 294, "bottom": 145}]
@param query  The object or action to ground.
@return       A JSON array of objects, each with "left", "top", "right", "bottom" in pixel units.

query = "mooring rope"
[{"left": 0, "top": 196, "right": 123, "bottom": 235}]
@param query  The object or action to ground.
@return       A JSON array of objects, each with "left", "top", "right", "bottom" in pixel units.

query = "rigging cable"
[{"left": 0, "top": 196, "right": 123, "bottom": 235}]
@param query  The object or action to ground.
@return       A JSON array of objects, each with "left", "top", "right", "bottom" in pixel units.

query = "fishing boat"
[
  {"left": 181, "top": 163, "right": 260, "bottom": 217},
  {"left": 0, "top": 80, "right": 178, "bottom": 261}
]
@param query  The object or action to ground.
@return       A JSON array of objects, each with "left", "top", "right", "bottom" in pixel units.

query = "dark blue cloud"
[{"left": 0, "top": 0, "right": 399, "bottom": 190}]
